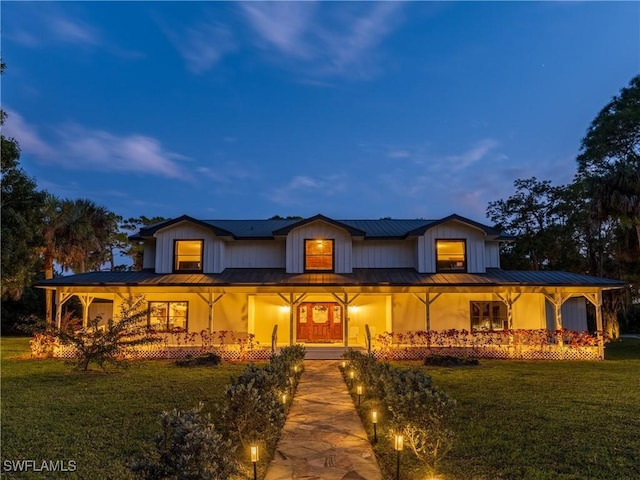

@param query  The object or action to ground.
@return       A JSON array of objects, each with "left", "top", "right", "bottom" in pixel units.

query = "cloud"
[
  {"left": 2, "top": 109, "right": 55, "bottom": 157},
  {"left": 241, "top": 2, "right": 405, "bottom": 80},
  {"left": 4, "top": 109, "right": 190, "bottom": 180},
  {"left": 241, "top": 2, "right": 316, "bottom": 58},
  {"left": 160, "top": 18, "right": 236, "bottom": 74},
  {"left": 49, "top": 14, "right": 101, "bottom": 46},
  {"left": 446, "top": 139, "right": 500, "bottom": 171},
  {"left": 196, "top": 164, "right": 256, "bottom": 183},
  {"left": 268, "top": 174, "right": 348, "bottom": 206}
]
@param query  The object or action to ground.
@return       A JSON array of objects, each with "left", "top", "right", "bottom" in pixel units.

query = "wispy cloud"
[
  {"left": 268, "top": 174, "right": 349, "bottom": 206},
  {"left": 4, "top": 109, "right": 190, "bottom": 180},
  {"left": 49, "top": 14, "right": 101, "bottom": 46},
  {"left": 446, "top": 139, "right": 500, "bottom": 171},
  {"left": 240, "top": 2, "right": 405, "bottom": 79},
  {"left": 196, "top": 163, "right": 256, "bottom": 183},
  {"left": 160, "top": 17, "right": 236, "bottom": 74}
]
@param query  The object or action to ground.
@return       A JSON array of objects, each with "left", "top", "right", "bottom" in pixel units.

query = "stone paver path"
[{"left": 264, "top": 360, "right": 383, "bottom": 480}]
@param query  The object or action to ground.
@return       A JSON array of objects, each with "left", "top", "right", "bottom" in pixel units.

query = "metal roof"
[
  {"left": 131, "top": 214, "right": 506, "bottom": 240},
  {"left": 36, "top": 268, "right": 626, "bottom": 289}
]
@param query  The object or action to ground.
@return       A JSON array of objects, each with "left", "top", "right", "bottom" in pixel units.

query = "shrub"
[
  {"left": 424, "top": 355, "right": 480, "bottom": 367},
  {"left": 131, "top": 402, "right": 238, "bottom": 480},
  {"left": 55, "top": 295, "right": 160, "bottom": 371},
  {"left": 175, "top": 353, "right": 222, "bottom": 367}
]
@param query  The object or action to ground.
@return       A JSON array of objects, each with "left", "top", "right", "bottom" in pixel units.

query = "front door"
[{"left": 297, "top": 302, "right": 343, "bottom": 343}]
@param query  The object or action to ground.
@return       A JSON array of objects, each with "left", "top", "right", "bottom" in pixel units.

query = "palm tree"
[{"left": 41, "top": 196, "right": 118, "bottom": 324}]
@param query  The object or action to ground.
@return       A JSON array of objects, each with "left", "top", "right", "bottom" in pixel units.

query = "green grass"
[
  {"left": 0, "top": 337, "right": 246, "bottom": 479},
  {"left": 383, "top": 338, "right": 640, "bottom": 480}
]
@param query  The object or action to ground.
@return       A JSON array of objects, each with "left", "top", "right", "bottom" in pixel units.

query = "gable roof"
[
  {"left": 130, "top": 213, "right": 507, "bottom": 241},
  {"left": 271, "top": 214, "right": 366, "bottom": 237}
]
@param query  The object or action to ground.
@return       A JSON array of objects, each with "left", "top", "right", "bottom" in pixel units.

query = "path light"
[
  {"left": 293, "top": 364, "right": 299, "bottom": 373},
  {"left": 356, "top": 384, "right": 364, "bottom": 406},
  {"left": 250, "top": 445, "right": 259, "bottom": 480},
  {"left": 341, "top": 360, "right": 346, "bottom": 369},
  {"left": 281, "top": 393, "right": 287, "bottom": 404},
  {"left": 371, "top": 410, "right": 378, "bottom": 443},
  {"left": 394, "top": 434, "right": 404, "bottom": 480},
  {"left": 348, "top": 370, "right": 355, "bottom": 387}
]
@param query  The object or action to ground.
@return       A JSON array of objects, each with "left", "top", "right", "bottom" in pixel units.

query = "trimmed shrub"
[
  {"left": 424, "top": 355, "right": 480, "bottom": 367},
  {"left": 131, "top": 402, "right": 238, "bottom": 480},
  {"left": 175, "top": 353, "right": 222, "bottom": 367}
]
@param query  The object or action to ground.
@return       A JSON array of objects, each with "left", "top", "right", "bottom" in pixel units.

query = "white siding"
[
  {"left": 352, "top": 240, "right": 417, "bottom": 268},
  {"left": 484, "top": 242, "right": 501, "bottom": 269},
  {"left": 225, "top": 240, "right": 286, "bottom": 268},
  {"left": 285, "top": 221, "right": 353, "bottom": 273},
  {"left": 545, "top": 297, "right": 588, "bottom": 331},
  {"left": 155, "top": 222, "right": 225, "bottom": 274},
  {"left": 143, "top": 240, "right": 156, "bottom": 269},
  {"left": 418, "top": 221, "right": 487, "bottom": 273}
]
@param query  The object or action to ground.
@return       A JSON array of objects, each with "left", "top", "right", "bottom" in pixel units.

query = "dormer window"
[
  {"left": 305, "top": 239, "right": 334, "bottom": 272},
  {"left": 174, "top": 240, "right": 203, "bottom": 272},
  {"left": 436, "top": 239, "right": 466, "bottom": 272}
]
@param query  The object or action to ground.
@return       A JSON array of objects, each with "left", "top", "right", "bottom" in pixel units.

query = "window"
[
  {"left": 304, "top": 239, "right": 334, "bottom": 271},
  {"left": 148, "top": 301, "right": 188, "bottom": 332},
  {"left": 470, "top": 301, "right": 507, "bottom": 331},
  {"left": 174, "top": 240, "right": 203, "bottom": 272},
  {"left": 436, "top": 239, "right": 466, "bottom": 272}
]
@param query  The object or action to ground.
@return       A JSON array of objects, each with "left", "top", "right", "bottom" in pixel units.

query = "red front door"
[{"left": 297, "top": 303, "right": 343, "bottom": 343}]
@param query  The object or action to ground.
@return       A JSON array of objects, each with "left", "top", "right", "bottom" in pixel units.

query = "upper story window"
[
  {"left": 174, "top": 240, "right": 203, "bottom": 272},
  {"left": 436, "top": 239, "right": 466, "bottom": 272},
  {"left": 305, "top": 239, "right": 334, "bottom": 272}
]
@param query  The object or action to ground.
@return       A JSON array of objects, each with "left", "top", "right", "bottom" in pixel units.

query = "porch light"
[
  {"left": 394, "top": 434, "right": 404, "bottom": 480},
  {"left": 348, "top": 305, "right": 359, "bottom": 313},
  {"left": 250, "top": 445, "right": 259, "bottom": 480},
  {"left": 280, "top": 305, "right": 290, "bottom": 314},
  {"left": 356, "top": 384, "right": 364, "bottom": 406},
  {"left": 371, "top": 410, "right": 378, "bottom": 442}
]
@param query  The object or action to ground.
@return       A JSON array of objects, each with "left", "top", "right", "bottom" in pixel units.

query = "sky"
[{"left": 2, "top": 1, "right": 639, "bottom": 224}]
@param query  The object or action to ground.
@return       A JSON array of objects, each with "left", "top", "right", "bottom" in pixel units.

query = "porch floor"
[
  {"left": 303, "top": 346, "right": 366, "bottom": 360},
  {"left": 265, "top": 360, "right": 382, "bottom": 480}
]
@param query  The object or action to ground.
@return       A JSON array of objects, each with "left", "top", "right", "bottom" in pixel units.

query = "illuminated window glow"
[
  {"left": 304, "top": 239, "right": 334, "bottom": 271},
  {"left": 174, "top": 240, "right": 203, "bottom": 272},
  {"left": 436, "top": 239, "right": 466, "bottom": 272},
  {"left": 148, "top": 301, "right": 188, "bottom": 332}
]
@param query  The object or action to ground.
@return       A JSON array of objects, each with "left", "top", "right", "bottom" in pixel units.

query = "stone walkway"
[{"left": 264, "top": 361, "right": 383, "bottom": 480}]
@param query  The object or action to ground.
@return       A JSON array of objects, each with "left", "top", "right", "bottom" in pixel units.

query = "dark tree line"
[{"left": 488, "top": 75, "right": 640, "bottom": 337}]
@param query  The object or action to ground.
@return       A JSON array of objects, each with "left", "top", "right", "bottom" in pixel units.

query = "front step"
[{"left": 304, "top": 346, "right": 366, "bottom": 360}]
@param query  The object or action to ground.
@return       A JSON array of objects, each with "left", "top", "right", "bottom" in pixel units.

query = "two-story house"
[{"left": 37, "top": 213, "right": 625, "bottom": 358}]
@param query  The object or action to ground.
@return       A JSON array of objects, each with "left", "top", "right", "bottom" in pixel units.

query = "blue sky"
[{"left": 3, "top": 1, "right": 639, "bottom": 223}]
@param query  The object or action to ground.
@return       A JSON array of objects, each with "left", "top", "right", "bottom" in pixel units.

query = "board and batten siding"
[
  {"left": 155, "top": 223, "right": 224, "bottom": 274},
  {"left": 417, "top": 221, "right": 487, "bottom": 273},
  {"left": 352, "top": 240, "right": 417, "bottom": 268},
  {"left": 285, "top": 221, "right": 353, "bottom": 274},
  {"left": 484, "top": 242, "right": 501, "bottom": 269},
  {"left": 225, "top": 240, "right": 286, "bottom": 268},
  {"left": 143, "top": 240, "right": 156, "bottom": 269}
]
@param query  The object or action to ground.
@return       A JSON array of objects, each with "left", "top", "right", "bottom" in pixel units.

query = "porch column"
[
  {"left": 78, "top": 295, "right": 96, "bottom": 328},
  {"left": 331, "top": 293, "right": 360, "bottom": 348},
  {"left": 196, "top": 292, "right": 225, "bottom": 333},
  {"left": 277, "top": 293, "right": 307, "bottom": 346},
  {"left": 544, "top": 290, "right": 570, "bottom": 350},
  {"left": 412, "top": 291, "right": 443, "bottom": 332},
  {"left": 55, "top": 292, "right": 74, "bottom": 329},
  {"left": 495, "top": 291, "right": 522, "bottom": 329},
  {"left": 584, "top": 290, "right": 605, "bottom": 359}
]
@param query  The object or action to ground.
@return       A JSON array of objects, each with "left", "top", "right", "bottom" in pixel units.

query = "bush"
[
  {"left": 55, "top": 295, "right": 160, "bottom": 371},
  {"left": 131, "top": 402, "right": 238, "bottom": 480},
  {"left": 175, "top": 353, "right": 222, "bottom": 367},
  {"left": 424, "top": 355, "right": 480, "bottom": 367}
]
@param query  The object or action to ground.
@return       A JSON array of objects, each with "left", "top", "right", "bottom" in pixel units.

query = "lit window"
[
  {"left": 148, "top": 301, "right": 188, "bottom": 332},
  {"left": 305, "top": 239, "right": 334, "bottom": 271},
  {"left": 174, "top": 240, "right": 203, "bottom": 272},
  {"left": 470, "top": 301, "right": 507, "bottom": 331},
  {"left": 436, "top": 239, "right": 466, "bottom": 272}
]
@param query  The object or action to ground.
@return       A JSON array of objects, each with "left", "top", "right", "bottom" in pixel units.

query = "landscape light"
[
  {"left": 371, "top": 410, "right": 378, "bottom": 442},
  {"left": 394, "top": 434, "right": 404, "bottom": 480},
  {"left": 250, "top": 445, "right": 259, "bottom": 480},
  {"left": 356, "top": 384, "right": 363, "bottom": 406}
]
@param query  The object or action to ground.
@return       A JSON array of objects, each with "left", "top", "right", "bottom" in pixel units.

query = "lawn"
[
  {"left": 0, "top": 337, "right": 246, "bottom": 479},
  {"left": 388, "top": 338, "right": 640, "bottom": 480}
]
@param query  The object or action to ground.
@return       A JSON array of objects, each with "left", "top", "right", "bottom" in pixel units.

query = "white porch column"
[
  {"left": 78, "top": 295, "right": 96, "bottom": 328},
  {"left": 55, "top": 292, "right": 74, "bottom": 329},
  {"left": 584, "top": 290, "right": 605, "bottom": 359},
  {"left": 495, "top": 291, "right": 522, "bottom": 329}
]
